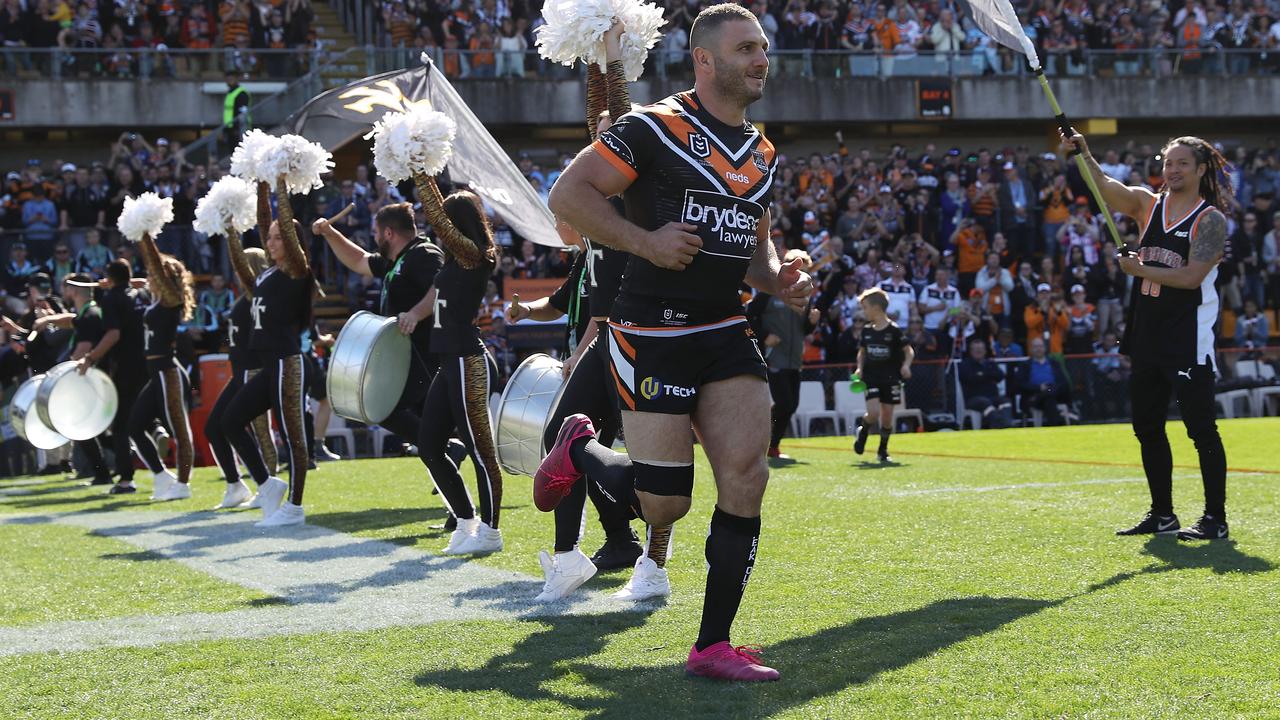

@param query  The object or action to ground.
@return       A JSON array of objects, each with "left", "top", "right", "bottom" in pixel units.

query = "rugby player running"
[{"left": 541, "top": 4, "right": 811, "bottom": 681}]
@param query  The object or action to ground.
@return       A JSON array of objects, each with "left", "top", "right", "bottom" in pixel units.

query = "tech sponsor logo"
[
  {"left": 598, "top": 129, "right": 634, "bottom": 167},
  {"left": 681, "top": 189, "right": 763, "bottom": 259},
  {"left": 639, "top": 376, "right": 696, "bottom": 400}
]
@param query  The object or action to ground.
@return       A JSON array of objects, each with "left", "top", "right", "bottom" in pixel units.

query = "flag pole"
[{"left": 1032, "top": 69, "right": 1126, "bottom": 250}]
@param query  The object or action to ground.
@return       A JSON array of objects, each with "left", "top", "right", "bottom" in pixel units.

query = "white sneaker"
[
  {"left": 534, "top": 548, "right": 597, "bottom": 602},
  {"left": 156, "top": 481, "right": 192, "bottom": 501},
  {"left": 149, "top": 470, "right": 176, "bottom": 500},
  {"left": 316, "top": 442, "right": 341, "bottom": 462},
  {"left": 613, "top": 556, "right": 670, "bottom": 601},
  {"left": 215, "top": 481, "right": 252, "bottom": 509},
  {"left": 441, "top": 517, "right": 479, "bottom": 555},
  {"left": 256, "top": 501, "right": 305, "bottom": 527},
  {"left": 255, "top": 477, "right": 288, "bottom": 518},
  {"left": 443, "top": 520, "right": 503, "bottom": 555}
]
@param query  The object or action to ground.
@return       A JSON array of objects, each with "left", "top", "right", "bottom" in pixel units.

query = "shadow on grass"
[
  {"left": 414, "top": 596, "right": 1049, "bottom": 719},
  {"left": 852, "top": 460, "right": 907, "bottom": 470}
]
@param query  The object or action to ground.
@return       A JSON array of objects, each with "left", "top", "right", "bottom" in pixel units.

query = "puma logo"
[{"left": 1177, "top": 368, "right": 1192, "bottom": 380}]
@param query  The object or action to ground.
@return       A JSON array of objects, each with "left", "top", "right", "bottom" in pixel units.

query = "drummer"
[
  {"left": 24, "top": 273, "right": 114, "bottom": 485},
  {"left": 312, "top": 202, "right": 476, "bottom": 533}
]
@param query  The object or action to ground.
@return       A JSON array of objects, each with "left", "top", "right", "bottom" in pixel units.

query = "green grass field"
[{"left": 2, "top": 419, "right": 1279, "bottom": 719}]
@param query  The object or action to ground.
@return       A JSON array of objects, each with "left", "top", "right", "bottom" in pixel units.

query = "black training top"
[
  {"left": 248, "top": 266, "right": 312, "bottom": 359},
  {"left": 70, "top": 300, "right": 106, "bottom": 353},
  {"left": 429, "top": 250, "right": 493, "bottom": 357},
  {"left": 593, "top": 90, "right": 778, "bottom": 327},
  {"left": 100, "top": 285, "right": 147, "bottom": 372},
  {"left": 1122, "top": 195, "right": 1219, "bottom": 369},
  {"left": 143, "top": 300, "right": 179, "bottom": 359},
  {"left": 549, "top": 249, "right": 591, "bottom": 352},
  {"left": 859, "top": 320, "right": 908, "bottom": 385},
  {"left": 367, "top": 236, "right": 444, "bottom": 364},
  {"left": 585, "top": 196, "right": 630, "bottom": 319},
  {"left": 226, "top": 294, "right": 261, "bottom": 373}
]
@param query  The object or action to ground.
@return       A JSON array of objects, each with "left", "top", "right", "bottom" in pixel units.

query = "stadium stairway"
[
  {"left": 311, "top": 4, "right": 372, "bottom": 89},
  {"left": 314, "top": 281, "right": 352, "bottom": 336}
]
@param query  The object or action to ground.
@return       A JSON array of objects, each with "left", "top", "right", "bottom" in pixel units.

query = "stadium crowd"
[{"left": 0, "top": 0, "right": 317, "bottom": 78}]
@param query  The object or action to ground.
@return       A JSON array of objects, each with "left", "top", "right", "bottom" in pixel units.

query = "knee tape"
[{"left": 634, "top": 461, "right": 694, "bottom": 497}]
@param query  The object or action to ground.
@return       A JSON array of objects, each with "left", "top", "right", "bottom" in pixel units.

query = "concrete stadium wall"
[{"left": 3, "top": 75, "right": 1275, "bottom": 129}]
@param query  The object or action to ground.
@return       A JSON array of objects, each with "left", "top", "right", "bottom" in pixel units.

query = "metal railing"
[{"left": 0, "top": 47, "right": 334, "bottom": 81}]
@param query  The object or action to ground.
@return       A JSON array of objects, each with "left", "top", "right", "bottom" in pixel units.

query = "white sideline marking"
[
  {"left": 0, "top": 511, "right": 645, "bottom": 657},
  {"left": 884, "top": 474, "right": 1217, "bottom": 497}
]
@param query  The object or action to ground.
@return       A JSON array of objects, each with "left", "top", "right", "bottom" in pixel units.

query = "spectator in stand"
[
  {"left": 930, "top": 9, "right": 967, "bottom": 60},
  {"left": 1234, "top": 297, "right": 1269, "bottom": 357},
  {"left": 998, "top": 162, "right": 1037, "bottom": 260},
  {"left": 918, "top": 266, "right": 961, "bottom": 357},
  {"left": 1064, "top": 283, "right": 1096, "bottom": 354},
  {"left": 1014, "top": 336, "right": 1072, "bottom": 425},
  {"left": 43, "top": 241, "right": 75, "bottom": 290},
  {"left": 1088, "top": 244, "right": 1127, "bottom": 338},
  {"left": 495, "top": 17, "right": 526, "bottom": 77},
  {"left": 878, "top": 260, "right": 916, "bottom": 325},
  {"left": 952, "top": 216, "right": 988, "bottom": 294},
  {"left": 841, "top": 1, "right": 873, "bottom": 76},
  {"left": 959, "top": 338, "right": 1013, "bottom": 429},
  {"left": 468, "top": 21, "right": 497, "bottom": 77},
  {"left": 75, "top": 228, "right": 113, "bottom": 278},
  {"left": 991, "top": 325, "right": 1024, "bottom": 358},
  {"left": 810, "top": 0, "right": 842, "bottom": 78},
  {"left": 1043, "top": 17, "right": 1080, "bottom": 75},
  {"left": 974, "top": 250, "right": 1014, "bottom": 328},
  {"left": 938, "top": 171, "right": 970, "bottom": 250},
  {"left": 1025, "top": 283, "right": 1070, "bottom": 355},
  {"left": 1039, "top": 172, "right": 1073, "bottom": 261},
  {"left": 22, "top": 185, "right": 57, "bottom": 256},
  {"left": 853, "top": 245, "right": 891, "bottom": 292},
  {"left": 1235, "top": 210, "right": 1266, "bottom": 309},
  {"left": 3, "top": 242, "right": 37, "bottom": 314},
  {"left": 1090, "top": 330, "right": 1130, "bottom": 418}
]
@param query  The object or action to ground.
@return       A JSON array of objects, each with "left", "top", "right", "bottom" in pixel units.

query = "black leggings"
[
  {"left": 541, "top": 326, "right": 634, "bottom": 552},
  {"left": 767, "top": 368, "right": 801, "bottom": 449},
  {"left": 206, "top": 369, "right": 277, "bottom": 484},
  {"left": 128, "top": 358, "right": 193, "bottom": 484},
  {"left": 421, "top": 352, "right": 503, "bottom": 527},
  {"left": 221, "top": 354, "right": 309, "bottom": 506},
  {"left": 109, "top": 369, "right": 145, "bottom": 483},
  {"left": 381, "top": 397, "right": 475, "bottom": 520}
]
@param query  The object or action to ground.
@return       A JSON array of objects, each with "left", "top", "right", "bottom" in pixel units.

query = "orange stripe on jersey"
[
  {"left": 610, "top": 327, "right": 637, "bottom": 360},
  {"left": 1138, "top": 197, "right": 1158, "bottom": 238},
  {"left": 610, "top": 361, "right": 636, "bottom": 410},
  {"left": 592, "top": 139, "right": 639, "bottom": 182}
]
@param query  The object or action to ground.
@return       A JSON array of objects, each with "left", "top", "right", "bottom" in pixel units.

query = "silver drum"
[
  {"left": 9, "top": 374, "right": 69, "bottom": 450},
  {"left": 328, "top": 311, "right": 411, "bottom": 425},
  {"left": 36, "top": 361, "right": 119, "bottom": 441},
  {"left": 495, "top": 353, "right": 567, "bottom": 477}
]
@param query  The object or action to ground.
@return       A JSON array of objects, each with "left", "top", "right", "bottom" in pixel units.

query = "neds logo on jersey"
[{"left": 681, "top": 189, "right": 763, "bottom": 260}]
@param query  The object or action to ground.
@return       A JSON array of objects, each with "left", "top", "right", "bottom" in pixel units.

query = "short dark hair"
[
  {"left": 375, "top": 202, "right": 416, "bottom": 237},
  {"left": 689, "top": 3, "right": 759, "bottom": 52},
  {"left": 107, "top": 258, "right": 132, "bottom": 287}
]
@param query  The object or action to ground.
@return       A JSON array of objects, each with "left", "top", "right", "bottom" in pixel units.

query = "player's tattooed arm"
[
  {"left": 1190, "top": 209, "right": 1226, "bottom": 264},
  {"left": 1120, "top": 208, "right": 1226, "bottom": 290}
]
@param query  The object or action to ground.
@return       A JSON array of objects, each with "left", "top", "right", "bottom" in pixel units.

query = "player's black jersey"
[
  {"left": 594, "top": 90, "right": 778, "bottom": 327},
  {"left": 549, "top": 249, "right": 591, "bottom": 351},
  {"left": 1122, "top": 195, "right": 1219, "bottom": 369},
  {"left": 585, "top": 196, "right": 629, "bottom": 319},
  {"left": 143, "top": 300, "right": 179, "bottom": 358},
  {"left": 226, "top": 294, "right": 260, "bottom": 372},
  {"left": 430, "top": 253, "right": 493, "bottom": 357},
  {"left": 248, "top": 267, "right": 312, "bottom": 358},
  {"left": 368, "top": 237, "right": 444, "bottom": 364},
  {"left": 859, "top": 320, "right": 907, "bottom": 385},
  {"left": 100, "top": 285, "right": 147, "bottom": 372}
]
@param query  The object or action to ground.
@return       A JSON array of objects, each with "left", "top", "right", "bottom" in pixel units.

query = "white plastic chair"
[
  {"left": 1248, "top": 362, "right": 1280, "bottom": 415},
  {"left": 793, "top": 381, "right": 840, "bottom": 438},
  {"left": 324, "top": 412, "right": 356, "bottom": 457},
  {"left": 833, "top": 382, "right": 867, "bottom": 436}
]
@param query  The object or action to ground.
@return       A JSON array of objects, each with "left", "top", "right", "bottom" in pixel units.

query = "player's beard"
[
  {"left": 376, "top": 231, "right": 391, "bottom": 258},
  {"left": 711, "top": 55, "right": 765, "bottom": 107}
]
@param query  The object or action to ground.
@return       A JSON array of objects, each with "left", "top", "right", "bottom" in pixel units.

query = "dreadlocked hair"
[
  {"left": 160, "top": 253, "right": 196, "bottom": 322},
  {"left": 1162, "top": 136, "right": 1234, "bottom": 210},
  {"left": 443, "top": 190, "right": 500, "bottom": 265}
]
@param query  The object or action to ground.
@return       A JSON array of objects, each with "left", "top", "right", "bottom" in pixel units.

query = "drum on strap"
[
  {"left": 328, "top": 311, "right": 411, "bottom": 425},
  {"left": 495, "top": 353, "right": 568, "bottom": 477},
  {"left": 9, "top": 374, "right": 69, "bottom": 450},
  {"left": 36, "top": 360, "right": 119, "bottom": 441}
]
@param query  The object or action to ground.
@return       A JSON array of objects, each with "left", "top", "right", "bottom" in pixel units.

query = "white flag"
[{"left": 965, "top": 0, "right": 1041, "bottom": 71}]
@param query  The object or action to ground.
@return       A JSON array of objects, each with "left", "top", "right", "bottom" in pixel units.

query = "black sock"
[
  {"left": 588, "top": 479, "right": 639, "bottom": 543},
  {"left": 1138, "top": 432, "right": 1174, "bottom": 516},
  {"left": 553, "top": 478, "right": 587, "bottom": 553},
  {"left": 1194, "top": 432, "right": 1227, "bottom": 519},
  {"left": 696, "top": 507, "right": 761, "bottom": 652},
  {"left": 878, "top": 430, "right": 891, "bottom": 455},
  {"left": 571, "top": 437, "right": 636, "bottom": 512}
]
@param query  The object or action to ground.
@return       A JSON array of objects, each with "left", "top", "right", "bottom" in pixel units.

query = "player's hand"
[
  {"left": 900, "top": 364, "right": 912, "bottom": 380},
  {"left": 76, "top": 356, "right": 92, "bottom": 375},
  {"left": 646, "top": 223, "right": 702, "bottom": 270},
  {"left": 562, "top": 353, "right": 579, "bottom": 378},
  {"left": 764, "top": 333, "right": 781, "bottom": 348},
  {"left": 778, "top": 257, "right": 813, "bottom": 313},
  {"left": 808, "top": 307, "right": 821, "bottom": 325},
  {"left": 397, "top": 311, "right": 418, "bottom": 335},
  {"left": 311, "top": 217, "right": 332, "bottom": 237},
  {"left": 505, "top": 293, "right": 529, "bottom": 323},
  {"left": 1060, "top": 130, "right": 1090, "bottom": 158},
  {"left": 1117, "top": 254, "right": 1142, "bottom": 276}
]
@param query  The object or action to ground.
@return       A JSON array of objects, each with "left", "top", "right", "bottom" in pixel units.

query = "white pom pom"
[
  {"left": 194, "top": 176, "right": 258, "bottom": 237},
  {"left": 364, "top": 108, "right": 457, "bottom": 184},
  {"left": 534, "top": 0, "right": 615, "bottom": 67},
  {"left": 613, "top": 0, "right": 665, "bottom": 82},
  {"left": 117, "top": 193, "right": 174, "bottom": 243},
  {"left": 277, "top": 134, "right": 335, "bottom": 195},
  {"left": 535, "top": 0, "right": 664, "bottom": 81},
  {"left": 229, "top": 129, "right": 286, "bottom": 184}
]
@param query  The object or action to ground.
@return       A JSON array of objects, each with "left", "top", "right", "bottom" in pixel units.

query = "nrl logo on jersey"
[
  {"left": 688, "top": 133, "right": 711, "bottom": 159},
  {"left": 751, "top": 149, "right": 768, "bottom": 173}
]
